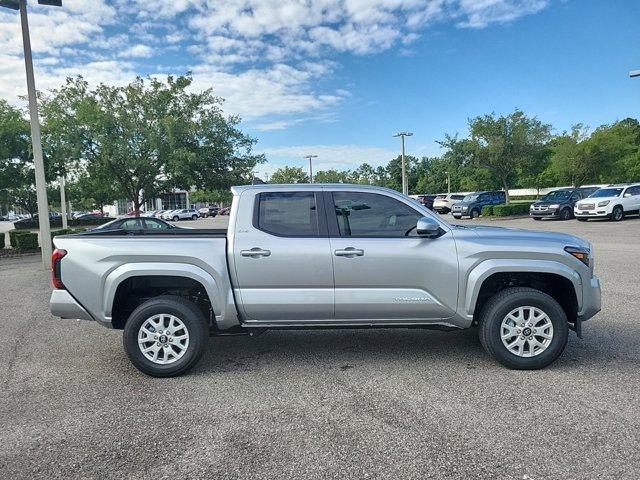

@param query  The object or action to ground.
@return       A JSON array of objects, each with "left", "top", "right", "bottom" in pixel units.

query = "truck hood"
[{"left": 453, "top": 224, "right": 589, "bottom": 249}]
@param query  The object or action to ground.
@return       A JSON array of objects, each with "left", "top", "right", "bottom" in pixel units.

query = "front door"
[
  {"left": 327, "top": 190, "right": 459, "bottom": 322},
  {"left": 233, "top": 190, "right": 334, "bottom": 321}
]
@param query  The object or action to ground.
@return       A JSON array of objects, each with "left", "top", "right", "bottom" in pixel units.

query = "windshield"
[
  {"left": 463, "top": 194, "right": 479, "bottom": 202},
  {"left": 541, "top": 190, "right": 572, "bottom": 201},
  {"left": 589, "top": 188, "right": 623, "bottom": 198}
]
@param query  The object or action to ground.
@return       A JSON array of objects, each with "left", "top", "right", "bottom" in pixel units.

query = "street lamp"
[
  {"left": 393, "top": 132, "right": 413, "bottom": 196},
  {"left": 444, "top": 171, "right": 451, "bottom": 194},
  {"left": 1, "top": 0, "right": 63, "bottom": 269},
  {"left": 304, "top": 154, "right": 318, "bottom": 183},
  {"left": 630, "top": 70, "right": 640, "bottom": 78}
]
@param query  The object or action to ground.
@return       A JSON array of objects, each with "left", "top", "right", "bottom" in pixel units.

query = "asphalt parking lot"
[{"left": 1, "top": 214, "right": 639, "bottom": 479}]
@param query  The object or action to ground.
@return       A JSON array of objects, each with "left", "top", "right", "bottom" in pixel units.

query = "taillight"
[{"left": 51, "top": 248, "right": 67, "bottom": 289}]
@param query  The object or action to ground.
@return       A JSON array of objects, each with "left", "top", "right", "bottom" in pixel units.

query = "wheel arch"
[
  {"left": 104, "top": 263, "right": 222, "bottom": 329},
  {"left": 464, "top": 260, "right": 581, "bottom": 322}
]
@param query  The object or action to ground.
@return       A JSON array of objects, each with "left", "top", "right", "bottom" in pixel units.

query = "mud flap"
[{"left": 569, "top": 318, "right": 582, "bottom": 339}]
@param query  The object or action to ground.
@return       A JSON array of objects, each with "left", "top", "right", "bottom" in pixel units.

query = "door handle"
[
  {"left": 240, "top": 247, "right": 271, "bottom": 258},
  {"left": 334, "top": 247, "right": 364, "bottom": 258}
]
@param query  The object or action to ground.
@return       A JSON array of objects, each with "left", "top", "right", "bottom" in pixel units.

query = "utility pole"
[
  {"left": 304, "top": 154, "right": 318, "bottom": 183},
  {"left": 1, "top": 0, "right": 63, "bottom": 268},
  {"left": 393, "top": 132, "right": 413, "bottom": 196},
  {"left": 59, "top": 176, "right": 67, "bottom": 228},
  {"left": 445, "top": 171, "right": 451, "bottom": 194}
]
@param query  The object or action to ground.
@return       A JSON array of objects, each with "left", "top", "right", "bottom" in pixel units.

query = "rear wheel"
[
  {"left": 471, "top": 208, "right": 480, "bottom": 219},
  {"left": 173, "top": 216, "right": 179, "bottom": 221},
  {"left": 123, "top": 296, "right": 208, "bottom": 377},
  {"left": 611, "top": 205, "right": 624, "bottom": 222},
  {"left": 191, "top": 214, "right": 198, "bottom": 220},
  {"left": 479, "top": 287, "right": 568, "bottom": 369}
]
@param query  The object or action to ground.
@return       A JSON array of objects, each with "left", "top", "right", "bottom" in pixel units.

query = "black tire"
[
  {"left": 478, "top": 287, "right": 569, "bottom": 370},
  {"left": 577, "top": 217, "right": 588, "bottom": 222},
  {"left": 533, "top": 217, "right": 541, "bottom": 221},
  {"left": 123, "top": 295, "right": 208, "bottom": 377},
  {"left": 471, "top": 208, "right": 480, "bottom": 219},
  {"left": 173, "top": 216, "right": 179, "bottom": 221},
  {"left": 191, "top": 215, "right": 198, "bottom": 220},
  {"left": 560, "top": 208, "right": 572, "bottom": 220},
  {"left": 611, "top": 205, "right": 624, "bottom": 222}
]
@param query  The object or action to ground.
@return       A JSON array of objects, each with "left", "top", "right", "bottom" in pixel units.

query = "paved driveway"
[{"left": 1, "top": 215, "right": 639, "bottom": 479}]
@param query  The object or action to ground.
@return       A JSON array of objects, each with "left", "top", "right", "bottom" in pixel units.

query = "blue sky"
[{"left": 1, "top": 0, "right": 638, "bottom": 178}]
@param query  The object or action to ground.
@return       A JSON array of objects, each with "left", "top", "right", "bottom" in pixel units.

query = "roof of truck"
[{"left": 231, "top": 183, "right": 403, "bottom": 195}]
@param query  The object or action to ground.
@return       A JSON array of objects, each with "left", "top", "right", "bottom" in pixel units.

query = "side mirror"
[{"left": 416, "top": 216, "right": 441, "bottom": 238}]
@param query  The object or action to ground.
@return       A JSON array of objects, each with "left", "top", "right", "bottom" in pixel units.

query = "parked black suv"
[
  {"left": 415, "top": 194, "right": 437, "bottom": 210},
  {"left": 451, "top": 191, "right": 506, "bottom": 219},
  {"left": 529, "top": 187, "right": 598, "bottom": 221}
]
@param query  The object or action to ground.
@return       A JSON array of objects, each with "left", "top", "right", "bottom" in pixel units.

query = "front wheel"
[
  {"left": 560, "top": 208, "right": 572, "bottom": 220},
  {"left": 611, "top": 205, "right": 624, "bottom": 222},
  {"left": 123, "top": 296, "right": 208, "bottom": 377},
  {"left": 192, "top": 215, "right": 198, "bottom": 220},
  {"left": 471, "top": 209, "right": 480, "bottom": 219},
  {"left": 173, "top": 216, "right": 179, "bottom": 221},
  {"left": 479, "top": 287, "right": 568, "bottom": 369}
]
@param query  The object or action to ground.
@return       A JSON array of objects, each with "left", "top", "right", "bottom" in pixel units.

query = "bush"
[
  {"left": 9, "top": 229, "right": 25, "bottom": 248},
  {"left": 492, "top": 203, "right": 532, "bottom": 216},
  {"left": 14, "top": 216, "right": 115, "bottom": 230},
  {"left": 481, "top": 205, "right": 494, "bottom": 216},
  {"left": 14, "top": 231, "right": 39, "bottom": 251},
  {"left": 510, "top": 195, "right": 539, "bottom": 201},
  {"left": 51, "top": 228, "right": 74, "bottom": 241}
]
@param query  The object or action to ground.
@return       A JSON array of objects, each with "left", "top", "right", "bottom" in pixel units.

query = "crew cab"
[
  {"left": 50, "top": 184, "right": 601, "bottom": 377},
  {"left": 574, "top": 184, "right": 640, "bottom": 221}
]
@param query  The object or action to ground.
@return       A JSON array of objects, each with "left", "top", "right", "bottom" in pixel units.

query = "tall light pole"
[
  {"left": 444, "top": 171, "right": 451, "bottom": 194},
  {"left": 393, "top": 132, "right": 413, "bottom": 196},
  {"left": 304, "top": 154, "right": 318, "bottom": 183},
  {"left": 1, "top": 0, "right": 62, "bottom": 269},
  {"left": 58, "top": 176, "right": 67, "bottom": 228}
]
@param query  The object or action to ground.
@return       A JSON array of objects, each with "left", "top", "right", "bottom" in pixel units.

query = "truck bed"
[{"left": 74, "top": 228, "right": 227, "bottom": 237}]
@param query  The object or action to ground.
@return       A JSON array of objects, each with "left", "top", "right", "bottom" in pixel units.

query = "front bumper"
[
  {"left": 579, "top": 275, "right": 602, "bottom": 321},
  {"left": 574, "top": 209, "right": 609, "bottom": 218},
  {"left": 529, "top": 209, "right": 559, "bottom": 218}
]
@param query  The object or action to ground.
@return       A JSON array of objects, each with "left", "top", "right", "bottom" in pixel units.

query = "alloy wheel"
[
  {"left": 138, "top": 314, "right": 190, "bottom": 365},
  {"left": 500, "top": 306, "right": 554, "bottom": 358}
]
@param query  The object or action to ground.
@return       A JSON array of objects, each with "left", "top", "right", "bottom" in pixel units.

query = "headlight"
[
  {"left": 548, "top": 204, "right": 559, "bottom": 209},
  {"left": 530, "top": 205, "right": 535, "bottom": 210},
  {"left": 461, "top": 206, "right": 468, "bottom": 211},
  {"left": 598, "top": 200, "right": 610, "bottom": 207},
  {"left": 564, "top": 246, "right": 590, "bottom": 267}
]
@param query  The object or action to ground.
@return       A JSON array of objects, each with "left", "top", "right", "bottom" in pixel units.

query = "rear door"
[
  {"left": 623, "top": 185, "right": 640, "bottom": 212},
  {"left": 232, "top": 190, "right": 334, "bottom": 321},
  {"left": 326, "top": 189, "right": 458, "bottom": 322}
]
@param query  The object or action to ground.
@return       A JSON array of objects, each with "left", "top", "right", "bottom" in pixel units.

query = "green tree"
[
  {"left": 313, "top": 169, "right": 351, "bottom": 183},
  {"left": 469, "top": 110, "right": 552, "bottom": 202},
  {"left": 269, "top": 166, "right": 309, "bottom": 184},
  {"left": 40, "top": 75, "right": 263, "bottom": 215}
]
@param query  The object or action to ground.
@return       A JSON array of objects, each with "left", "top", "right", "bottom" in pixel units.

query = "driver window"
[
  {"left": 332, "top": 192, "right": 423, "bottom": 237},
  {"left": 120, "top": 219, "right": 143, "bottom": 230}
]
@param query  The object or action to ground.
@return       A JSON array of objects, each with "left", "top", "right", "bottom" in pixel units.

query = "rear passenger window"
[{"left": 256, "top": 192, "right": 318, "bottom": 237}]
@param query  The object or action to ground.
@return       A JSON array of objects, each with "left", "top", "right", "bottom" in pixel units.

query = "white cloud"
[
  {"left": 121, "top": 44, "right": 154, "bottom": 58},
  {"left": 0, "top": 0, "right": 553, "bottom": 129}
]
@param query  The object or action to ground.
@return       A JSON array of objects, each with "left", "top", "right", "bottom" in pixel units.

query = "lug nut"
[
  {"left": 528, "top": 336, "right": 533, "bottom": 340},
  {"left": 154, "top": 335, "right": 158, "bottom": 340},
  {"left": 533, "top": 329, "right": 537, "bottom": 333},
  {"left": 517, "top": 330, "right": 521, "bottom": 334},
  {"left": 521, "top": 336, "right": 525, "bottom": 340}
]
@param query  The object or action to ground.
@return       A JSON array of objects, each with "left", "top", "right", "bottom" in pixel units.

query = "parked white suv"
[
  {"left": 574, "top": 184, "right": 640, "bottom": 221},
  {"left": 165, "top": 209, "right": 199, "bottom": 221},
  {"left": 433, "top": 193, "right": 466, "bottom": 214}
]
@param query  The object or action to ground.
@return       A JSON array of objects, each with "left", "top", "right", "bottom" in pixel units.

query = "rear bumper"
[
  {"left": 50, "top": 289, "right": 95, "bottom": 323},
  {"left": 579, "top": 276, "right": 602, "bottom": 321}
]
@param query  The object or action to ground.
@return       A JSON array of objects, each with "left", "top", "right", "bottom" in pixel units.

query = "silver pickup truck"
[{"left": 50, "top": 184, "right": 601, "bottom": 376}]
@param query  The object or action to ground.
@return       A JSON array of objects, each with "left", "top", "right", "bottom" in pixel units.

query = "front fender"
[
  {"left": 463, "top": 259, "right": 582, "bottom": 318},
  {"left": 103, "top": 262, "right": 222, "bottom": 323}
]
